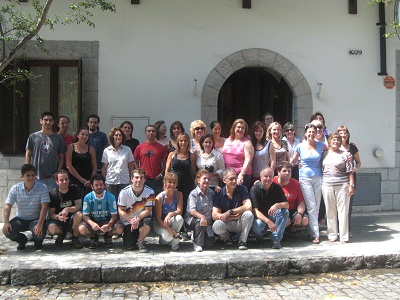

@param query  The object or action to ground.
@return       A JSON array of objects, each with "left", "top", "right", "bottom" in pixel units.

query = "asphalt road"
[{"left": 1, "top": 268, "right": 399, "bottom": 299}]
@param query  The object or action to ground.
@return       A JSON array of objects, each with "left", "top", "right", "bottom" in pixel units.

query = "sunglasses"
[{"left": 195, "top": 127, "right": 205, "bottom": 131}]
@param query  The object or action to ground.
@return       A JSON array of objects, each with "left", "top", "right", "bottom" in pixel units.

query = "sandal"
[
  {"left": 328, "top": 239, "right": 336, "bottom": 243},
  {"left": 312, "top": 237, "right": 320, "bottom": 244}
]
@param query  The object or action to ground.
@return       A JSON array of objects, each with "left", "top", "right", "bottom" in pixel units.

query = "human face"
[
  {"left": 172, "top": 125, "right": 182, "bottom": 138},
  {"left": 315, "top": 125, "right": 324, "bottom": 138},
  {"left": 197, "top": 174, "right": 210, "bottom": 191},
  {"left": 260, "top": 168, "right": 274, "bottom": 189},
  {"left": 21, "top": 170, "right": 36, "bottom": 186},
  {"left": 159, "top": 124, "right": 167, "bottom": 136},
  {"left": 254, "top": 127, "right": 264, "bottom": 142},
  {"left": 234, "top": 123, "right": 246, "bottom": 138},
  {"left": 58, "top": 117, "right": 69, "bottom": 134},
  {"left": 164, "top": 179, "right": 177, "bottom": 191},
  {"left": 278, "top": 167, "right": 291, "bottom": 182},
  {"left": 56, "top": 173, "right": 70, "bottom": 190},
  {"left": 40, "top": 115, "right": 54, "bottom": 131},
  {"left": 178, "top": 136, "right": 189, "bottom": 151},
  {"left": 223, "top": 172, "right": 237, "bottom": 190},
  {"left": 88, "top": 117, "right": 99, "bottom": 132},
  {"left": 271, "top": 125, "right": 281, "bottom": 139},
  {"left": 339, "top": 130, "right": 348, "bottom": 143},
  {"left": 194, "top": 126, "right": 205, "bottom": 139},
  {"left": 91, "top": 180, "right": 105, "bottom": 196},
  {"left": 265, "top": 115, "right": 274, "bottom": 125},
  {"left": 77, "top": 129, "right": 89, "bottom": 143},
  {"left": 212, "top": 123, "right": 222, "bottom": 138},
  {"left": 145, "top": 127, "right": 157, "bottom": 141},
  {"left": 113, "top": 130, "right": 123, "bottom": 146},
  {"left": 315, "top": 115, "right": 324, "bottom": 124},
  {"left": 305, "top": 127, "right": 316, "bottom": 141},
  {"left": 131, "top": 172, "right": 145, "bottom": 189},
  {"left": 285, "top": 128, "right": 295, "bottom": 138},
  {"left": 330, "top": 137, "right": 341, "bottom": 151},
  {"left": 121, "top": 124, "right": 132, "bottom": 138},
  {"left": 202, "top": 137, "right": 214, "bottom": 153}
]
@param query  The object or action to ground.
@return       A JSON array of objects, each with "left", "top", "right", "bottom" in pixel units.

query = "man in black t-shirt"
[
  {"left": 47, "top": 170, "right": 83, "bottom": 248},
  {"left": 250, "top": 167, "right": 289, "bottom": 249}
]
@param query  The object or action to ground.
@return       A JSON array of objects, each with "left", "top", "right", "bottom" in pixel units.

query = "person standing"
[
  {"left": 2, "top": 164, "right": 50, "bottom": 250},
  {"left": 134, "top": 125, "right": 168, "bottom": 196},
  {"left": 25, "top": 111, "right": 66, "bottom": 191},
  {"left": 120, "top": 121, "right": 140, "bottom": 155},
  {"left": 87, "top": 114, "right": 108, "bottom": 173},
  {"left": 57, "top": 115, "right": 75, "bottom": 148}
]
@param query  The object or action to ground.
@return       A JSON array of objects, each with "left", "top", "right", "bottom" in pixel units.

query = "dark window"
[{"left": 0, "top": 60, "right": 82, "bottom": 154}]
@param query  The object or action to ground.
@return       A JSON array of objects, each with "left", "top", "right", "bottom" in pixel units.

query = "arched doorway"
[
  {"left": 218, "top": 67, "right": 293, "bottom": 137},
  {"left": 201, "top": 48, "right": 313, "bottom": 135}
]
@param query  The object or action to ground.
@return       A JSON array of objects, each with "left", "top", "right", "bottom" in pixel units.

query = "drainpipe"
[{"left": 377, "top": 2, "right": 388, "bottom": 76}]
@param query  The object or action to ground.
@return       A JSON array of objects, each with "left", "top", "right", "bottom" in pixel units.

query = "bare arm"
[
  {"left": 101, "top": 162, "right": 108, "bottom": 177},
  {"left": 165, "top": 152, "right": 174, "bottom": 173},
  {"left": 33, "top": 202, "right": 49, "bottom": 236},
  {"left": 2, "top": 203, "right": 13, "bottom": 236},
  {"left": 89, "top": 146, "right": 97, "bottom": 178},
  {"left": 353, "top": 151, "right": 361, "bottom": 172},
  {"left": 269, "top": 145, "right": 276, "bottom": 171},
  {"left": 238, "top": 140, "right": 254, "bottom": 184},
  {"left": 25, "top": 149, "right": 32, "bottom": 164},
  {"left": 290, "top": 151, "right": 299, "bottom": 166}
]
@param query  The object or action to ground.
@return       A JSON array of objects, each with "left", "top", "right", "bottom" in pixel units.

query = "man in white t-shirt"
[{"left": 118, "top": 168, "right": 155, "bottom": 253}]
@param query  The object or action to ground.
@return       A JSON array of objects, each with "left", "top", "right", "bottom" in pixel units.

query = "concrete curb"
[{"left": 2, "top": 253, "right": 400, "bottom": 285}]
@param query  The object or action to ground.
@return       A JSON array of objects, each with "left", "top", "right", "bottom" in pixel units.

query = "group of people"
[{"left": 2, "top": 110, "right": 361, "bottom": 253}]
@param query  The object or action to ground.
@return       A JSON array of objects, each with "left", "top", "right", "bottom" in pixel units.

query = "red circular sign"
[{"left": 384, "top": 76, "right": 395, "bottom": 89}]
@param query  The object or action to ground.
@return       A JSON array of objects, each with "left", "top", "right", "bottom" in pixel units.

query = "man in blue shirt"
[
  {"left": 87, "top": 114, "right": 108, "bottom": 173},
  {"left": 212, "top": 168, "right": 254, "bottom": 250},
  {"left": 79, "top": 174, "right": 123, "bottom": 248},
  {"left": 2, "top": 164, "right": 50, "bottom": 250}
]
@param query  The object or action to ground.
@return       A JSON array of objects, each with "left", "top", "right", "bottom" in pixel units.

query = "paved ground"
[
  {"left": 1, "top": 268, "right": 400, "bottom": 299},
  {"left": 1, "top": 211, "right": 400, "bottom": 285}
]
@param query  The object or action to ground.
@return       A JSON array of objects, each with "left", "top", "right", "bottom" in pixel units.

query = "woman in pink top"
[{"left": 222, "top": 119, "right": 254, "bottom": 190}]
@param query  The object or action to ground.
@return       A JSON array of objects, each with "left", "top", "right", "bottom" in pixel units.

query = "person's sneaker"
[
  {"left": 272, "top": 241, "right": 282, "bottom": 249},
  {"left": 71, "top": 236, "right": 83, "bottom": 249},
  {"left": 137, "top": 240, "right": 149, "bottom": 253},
  {"left": 104, "top": 234, "right": 113, "bottom": 248},
  {"left": 55, "top": 234, "right": 65, "bottom": 247},
  {"left": 238, "top": 239, "right": 248, "bottom": 250},
  {"left": 180, "top": 232, "right": 191, "bottom": 241},
  {"left": 224, "top": 237, "right": 234, "bottom": 246},
  {"left": 17, "top": 243, "right": 26, "bottom": 250},
  {"left": 89, "top": 235, "right": 99, "bottom": 249},
  {"left": 194, "top": 245, "right": 203, "bottom": 252},
  {"left": 34, "top": 241, "right": 43, "bottom": 250},
  {"left": 171, "top": 243, "right": 180, "bottom": 251}
]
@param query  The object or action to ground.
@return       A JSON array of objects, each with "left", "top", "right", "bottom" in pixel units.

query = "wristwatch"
[{"left": 229, "top": 209, "right": 234, "bottom": 215}]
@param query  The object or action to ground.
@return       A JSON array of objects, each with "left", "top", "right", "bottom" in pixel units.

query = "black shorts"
[{"left": 47, "top": 215, "right": 74, "bottom": 233}]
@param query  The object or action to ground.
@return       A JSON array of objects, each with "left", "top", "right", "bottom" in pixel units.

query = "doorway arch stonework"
[{"left": 201, "top": 48, "right": 313, "bottom": 131}]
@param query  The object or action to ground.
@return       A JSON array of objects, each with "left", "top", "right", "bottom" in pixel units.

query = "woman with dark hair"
[
  {"left": 196, "top": 133, "right": 225, "bottom": 190},
  {"left": 165, "top": 133, "right": 196, "bottom": 212},
  {"left": 210, "top": 121, "right": 225, "bottom": 153},
  {"left": 154, "top": 120, "right": 168, "bottom": 146},
  {"left": 222, "top": 119, "right": 254, "bottom": 189},
  {"left": 282, "top": 122, "right": 300, "bottom": 180},
  {"left": 101, "top": 127, "right": 134, "bottom": 200},
  {"left": 185, "top": 170, "right": 215, "bottom": 252},
  {"left": 310, "top": 111, "right": 331, "bottom": 138},
  {"left": 337, "top": 125, "right": 361, "bottom": 237},
  {"left": 120, "top": 121, "right": 140, "bottom": 155},
  {"left": 165, "top": 121, "right": 185, "bottom": 153},
  {"left": 250, "top": 121, "right": 276, "bottom": 183},
  {"left": 267, "top": 122, "right": 289, "bottom": 173},
  {"left": 154, "top": 172, "right": 184, "bottom": 251},
  {"left": 322, "top": 132, "right": 354, "bottom": 243},
  {"left": 66, "top": 128, "right": 97, "bottom": 196},
  {"left": 290, "top": 123, "right": 328, "bottom": 244}
]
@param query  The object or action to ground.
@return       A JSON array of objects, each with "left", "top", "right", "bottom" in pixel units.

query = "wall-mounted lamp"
[
  {"left": 317, "top": 83, "right": 323, "bottom": 99},
  {"left": 373, "top": 148, "right": 384, "bottom": 158}
]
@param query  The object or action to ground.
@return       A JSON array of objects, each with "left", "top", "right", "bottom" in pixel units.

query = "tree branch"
[{"left": 0, "top": 0, "right": 54, "bottom": 73}]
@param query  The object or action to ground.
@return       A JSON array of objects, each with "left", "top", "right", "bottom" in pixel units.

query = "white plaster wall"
[{"left": 36, "top": 0, "right": 397, "bottom": 168}]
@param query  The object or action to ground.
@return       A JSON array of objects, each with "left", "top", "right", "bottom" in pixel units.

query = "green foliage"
[{"left": 0, "top": 0, "right": 116, "bottom": 84}]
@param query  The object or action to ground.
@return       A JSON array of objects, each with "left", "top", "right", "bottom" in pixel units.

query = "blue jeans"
[
  {"left": 252, "top": 208, "right": 289, "bottom": 242},
  {"left": 6, "top": 217, "right": 47, "bottom": 246}
]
